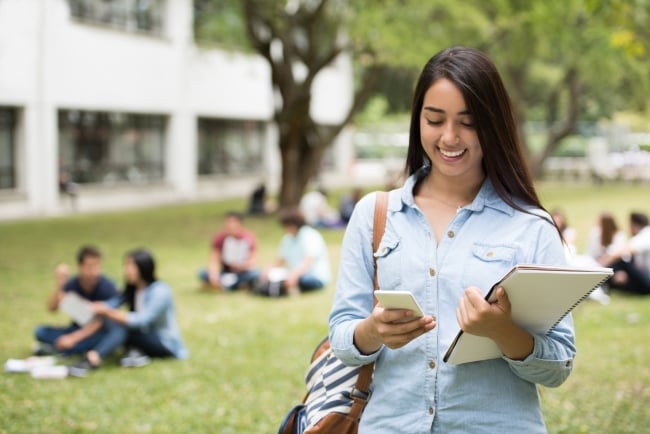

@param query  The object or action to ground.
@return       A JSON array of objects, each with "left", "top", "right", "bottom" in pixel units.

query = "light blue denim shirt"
[
  {"left": 329, "top": 167, "right": 575, "bottom": 434},
  {"left": 110, "top": 281, "right": 189, "bottom": 359}
]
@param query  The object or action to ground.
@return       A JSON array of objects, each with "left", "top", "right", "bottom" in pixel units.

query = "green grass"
[{"left": 1, "top": 182, "right": 649, "bottom": 433}]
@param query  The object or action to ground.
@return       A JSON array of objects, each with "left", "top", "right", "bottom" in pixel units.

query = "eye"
[
  {"left": 459, "top": 116, "right": 475, "bottom": 128},
  {"left": 425, "top": 118, "right": 443, "bottom": 126}
]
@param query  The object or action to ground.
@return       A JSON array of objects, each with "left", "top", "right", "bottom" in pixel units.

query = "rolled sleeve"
[{"left": 505, "top": 315, "right": 576, "bottom": 387}]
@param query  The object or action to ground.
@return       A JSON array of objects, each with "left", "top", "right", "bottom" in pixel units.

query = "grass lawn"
[{"left": 1, "top": 181, "right": 649, "bottom": 434}]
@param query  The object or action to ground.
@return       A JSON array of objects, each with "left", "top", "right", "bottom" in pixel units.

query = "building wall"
[{"left": 0, "top": 0, "right": 358, "bottom": 220}]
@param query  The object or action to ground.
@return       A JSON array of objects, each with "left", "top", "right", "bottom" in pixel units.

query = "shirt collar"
[{"left": 394, "top": 165, "right": 514, "bottom": 216}]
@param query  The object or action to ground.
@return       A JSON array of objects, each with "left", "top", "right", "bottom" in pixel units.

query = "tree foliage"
[{"left": 194, "top": 0, "right": 650, "bottom": 202}]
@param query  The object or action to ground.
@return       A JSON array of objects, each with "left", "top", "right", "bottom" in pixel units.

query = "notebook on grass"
[{"left": 444, "top": 264, "right": 613, "bottom": 365}]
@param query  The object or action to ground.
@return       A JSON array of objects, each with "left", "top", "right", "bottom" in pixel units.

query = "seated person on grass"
[
  {"left": 198, "top": 211, "right": 261, "bottom": 291},
  {"left": 600, "top": 212, "right": 650, "bottom": 295},
  {"left": 258, "top": 209, "right": 332, "bottom": 296},
  {"left": 33, "top": 245, "right": 118, "bottom": 356}
]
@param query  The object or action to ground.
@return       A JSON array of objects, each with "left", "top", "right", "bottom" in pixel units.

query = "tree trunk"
[
  {"left": 530, "top": 68, "right": 581, "bottom": 178},
  {"left": 276, "top": 101, "right": 328, "bottom": 209}
]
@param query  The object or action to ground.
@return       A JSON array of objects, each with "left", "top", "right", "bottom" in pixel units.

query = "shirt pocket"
[
  {"left": 374, "top": 235, "right": 402, "bottom": 290},
  {"left": 462, "top": 242, "right": 518, "bottom": 292}
]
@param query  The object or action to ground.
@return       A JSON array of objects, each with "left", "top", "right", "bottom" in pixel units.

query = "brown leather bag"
[{"left": 278, "top": 191, "right": 388, "bottom": 434}]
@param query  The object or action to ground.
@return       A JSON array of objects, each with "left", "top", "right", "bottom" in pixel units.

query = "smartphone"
[{"left": 374, "top": 290, "right": 425, "bottom": 322}]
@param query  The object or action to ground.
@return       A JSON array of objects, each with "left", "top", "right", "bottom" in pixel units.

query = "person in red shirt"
[{"left": 198, "top": 211, "right": 261, "bottom": 291}]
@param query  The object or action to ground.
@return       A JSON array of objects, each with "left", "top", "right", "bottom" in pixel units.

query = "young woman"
[
  {"left": 586, "top": 212, "right": 627, "bottom": 262},
  {"left": 68, "top": 248, "right": 188, "bottom": 377},
  {"left": 329, "top": 47, "right": 574, "bottom": 433}
]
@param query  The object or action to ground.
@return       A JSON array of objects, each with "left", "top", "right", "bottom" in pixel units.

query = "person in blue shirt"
[
  {"left": 329, "top": 46, "right": 575, "bottom": 433},
  {"left": 68, "top": 248, "right": 188, "bottom": 377},
  {"left": 34, "top": 245, "right": 118, "bottom": 356},
  {"left": 259, "top": 209, "right": 332, "bottom": 295}
]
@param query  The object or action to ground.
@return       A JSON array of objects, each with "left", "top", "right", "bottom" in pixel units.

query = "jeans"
[
  {"left": 198, "top": 267, "right": 260, "bottom": 290},
  {"left": 610, "top": 258, "right": 650, "bottom": 295},
  {"left": 92, "top": 319, "right": 128, "bottom": 359},
  {"left": 126, "top": 330, "right": 173, "bottom": 358},
  {"left": 298, "top": 274, "right": 325, "bottom": 292},
  {"left": 34, "top": 319, "right": 126, "bottom": 358}
]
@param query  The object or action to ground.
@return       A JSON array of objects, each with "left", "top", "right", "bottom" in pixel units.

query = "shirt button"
[
  {"left": 429, "top": 360, "right": 436, "bottom": 369},
  {"left": 447, "top": 230, "right": 455, "bottom": 238},
  {"left": 429, "top": 268, "right": 436, "bottom": 277},
  {"left": 428, "top": 406, "right": 434, "bottom": 415}
]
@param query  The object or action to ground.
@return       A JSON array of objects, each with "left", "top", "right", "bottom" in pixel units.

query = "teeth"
[{"left": 440, "top": 148, "right": 465, "bottom": 158}]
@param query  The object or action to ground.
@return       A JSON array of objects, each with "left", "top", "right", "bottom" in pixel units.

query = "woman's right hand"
[{"left": 354, "top": 307, "right": 436, "bottom": 354}]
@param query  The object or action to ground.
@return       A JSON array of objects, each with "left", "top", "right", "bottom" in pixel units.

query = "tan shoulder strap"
[
  {"left": 372, "top": 191, "right": 389, "bottom": 291},
  {"left": 352, "top": 190, "right": 389, "bottom": 407}
]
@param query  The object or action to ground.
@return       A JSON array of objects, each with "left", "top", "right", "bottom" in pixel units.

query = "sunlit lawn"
[{"left": 0, "top": 181, "right": 648, "bottom": 433}]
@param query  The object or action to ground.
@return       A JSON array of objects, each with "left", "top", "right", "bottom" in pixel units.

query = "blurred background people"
[
  {"left": 600, "top": 212, "right": 650, "bottom": 295},
  {"left": 259, "top": 209, "right": 331, "bottom": 295},
  {"left": 198, "top": 211, "right": 261, "bottom": 291},
  {"left": 551, "top": 208, "right": 578, "bottom": 259},
  {"left": 586, "top": 212, "right": 628, "bottom": 263},
  {"left": 247, "top": 183, "right": 276, "bottom": 215},
  {"left": 299, "top": 187, "right": 343, "bottom": 228},
  {"left": 339, "top": 187, "right": 364, "bottom": 224},
  {"left": 34, "top": 245, "right": 118, "bottom": 356},
  {"left": 69, "top": 248, "right": 188, "bottom": 377}
]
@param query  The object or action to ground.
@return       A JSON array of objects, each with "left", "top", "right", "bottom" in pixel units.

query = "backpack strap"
[
  {"left": 372, "top": 191, "right": 389, "bottom": 290},
  {"left": 350, "top": 190, "right": 389, "bottom": 417}
]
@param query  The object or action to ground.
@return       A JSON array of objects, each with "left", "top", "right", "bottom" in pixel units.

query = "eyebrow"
[{"left": 423, "top": 106, "right": 472, "bottom": 116}]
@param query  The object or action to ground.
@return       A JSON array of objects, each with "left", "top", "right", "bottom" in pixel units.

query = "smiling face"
[{"left": 419, "top": 78, "right": 484, "bottom": 181}]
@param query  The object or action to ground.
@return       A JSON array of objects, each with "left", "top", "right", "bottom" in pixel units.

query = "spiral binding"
[{"left": 546, "top": 274, "right": 611, "bottom": 333}]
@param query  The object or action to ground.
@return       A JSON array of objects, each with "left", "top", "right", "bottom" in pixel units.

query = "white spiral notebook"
[{"left": 443, "top": 264, "right": 613, "bottom": 365}]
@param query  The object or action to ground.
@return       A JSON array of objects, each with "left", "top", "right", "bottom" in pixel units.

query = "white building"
[{"left": 0, "top": 0, "right": 357, "bottom": 220}]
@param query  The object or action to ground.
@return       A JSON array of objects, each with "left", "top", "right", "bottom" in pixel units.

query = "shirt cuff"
[{"left": 331, "top": 319, "right": 383, "bottom": 366}]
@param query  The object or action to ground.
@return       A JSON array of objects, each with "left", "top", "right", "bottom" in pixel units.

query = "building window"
[
  {"left": 0, "top": 107, "right": 16, "bottom": 190},
  {"left": 58, "top": 110, "right": 166, "bottom": 185},
  {"left": 198, "top": 118, "right": 264, "bottom": 176},
  {"left": 68, "top": 0, "right": 165, "bottom": 36}
]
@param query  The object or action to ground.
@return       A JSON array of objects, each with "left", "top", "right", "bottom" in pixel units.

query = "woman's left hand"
[
  {"left": 456, "top": 286, "right": 535, "bottom": 360},
  {"left": 456, "top": 286, "right": 513, "bottom": 339}
]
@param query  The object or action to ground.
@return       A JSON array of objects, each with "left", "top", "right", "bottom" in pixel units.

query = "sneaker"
[
  {"left": 32, "top": 342, "right": 57, "bottom": 356},
  {"left": 588, "top": 286, "right": 611, "bottom": 305},
  {"left": 67, "top": 359, "right": 98, "bottom": 378},
  {"left": 120, "top": 349, "right": 151, "bottom": 368}
]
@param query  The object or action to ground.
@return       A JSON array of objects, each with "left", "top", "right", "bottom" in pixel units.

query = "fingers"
[
  {"left": 374, "top": 307, "right": 436, "bottom": 349},
  {"left": 494, "top": 287, "right": 510, "bottom": 313}
]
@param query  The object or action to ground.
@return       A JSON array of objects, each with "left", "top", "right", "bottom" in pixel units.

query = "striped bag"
[{"left": 278, "top": 191, "right": 388, "bottom": 434}]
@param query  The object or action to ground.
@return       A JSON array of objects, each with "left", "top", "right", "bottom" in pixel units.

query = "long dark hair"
[
  {"left": 405, "top": 46, "right": 544, "bottom": 215},
  {"left": 123, "top": 248, "right": 157, "bottom": 311},
  {"left": 599, "top": 212, "right": 618, "bottom": 248}
]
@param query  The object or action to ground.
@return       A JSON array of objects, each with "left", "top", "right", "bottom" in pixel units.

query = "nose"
[{"left": 440, "top": 124, "right": 459, "bottom": 147}]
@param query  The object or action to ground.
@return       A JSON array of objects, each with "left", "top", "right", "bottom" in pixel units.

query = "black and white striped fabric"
[{"left": 303, "top": 347, "right": 363, "bottom": 429}]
